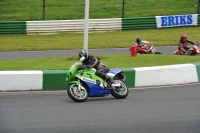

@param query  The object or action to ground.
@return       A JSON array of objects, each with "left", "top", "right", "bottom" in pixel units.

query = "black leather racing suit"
[{"left": 82, "top": 55, "right": 109, "bottom": 80}]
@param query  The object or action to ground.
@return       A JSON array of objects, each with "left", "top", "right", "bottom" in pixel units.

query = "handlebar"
[
  {"left": 76, "top": 65, "right": 91, "bottom": 71},
  {"left": 76, "top": 66, "right": 85, "bottom": 71}
]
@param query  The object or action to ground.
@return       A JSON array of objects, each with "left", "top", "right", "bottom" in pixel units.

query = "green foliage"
[
  {"left": 0, "top": 0, "right": 198, "bottom": 21},
  {"left": 67, "top": 54, "right": 79, "bottom": 61},
  {"left": 95, "top": 54, "right": 107, "bottom": 60},
  {"left": 89, "top": 52, "right": 107, "bottom": 60}
]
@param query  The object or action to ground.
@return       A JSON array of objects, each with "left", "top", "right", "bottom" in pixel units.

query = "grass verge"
[
  {"left": 0, "top": 54, "right": 200, "bottom": 70},
  {"left": 0, "top": 0, "right": 197, "bottom": 21},
  {"left": 1, "top": 27, "right": 200, "bottom": 52}
]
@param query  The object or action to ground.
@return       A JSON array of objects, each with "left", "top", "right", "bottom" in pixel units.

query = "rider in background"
[
  {"left": 78, "top": 49, "right": 113, "bottom": 86},
  {"left": 131, "top": 37, "right": 153, "bottom": 54},
  {"left": 178, "top": 34, "right": 197, "bottom": 55}
]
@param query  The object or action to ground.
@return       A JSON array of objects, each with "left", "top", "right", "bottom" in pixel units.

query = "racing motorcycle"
[
  {"left": 174, "top": 42, "right": 200, "bottom": 56},
  {"left": 66, "top": 62, "right": 129, "bottom": 102},
  {"left": 130, "top": 44, "right": 162, "bottom": 54},
  {"left": 141, "top": 44, "right": 162, "bottom": 54}
]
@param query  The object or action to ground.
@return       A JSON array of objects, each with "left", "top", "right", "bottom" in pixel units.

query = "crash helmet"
[
  {"left": 79, "top": 49, "right": 88, "bottom": 62},
  {"left": 136, "top": 37, "right": 142, "bottom": 44},
  {"left": 180, "top": 34, "right": 187, "bottom": 43},
  {"left": 181, "top": 34, "right": 187, "bottom": 40}
]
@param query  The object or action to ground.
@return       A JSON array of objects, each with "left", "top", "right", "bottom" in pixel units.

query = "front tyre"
[
  {"left": 111, "top": 79, "right": 129, "bottom": 99},
  {"left": 67, "top": 84, "right": 88, "bottom": 102}
]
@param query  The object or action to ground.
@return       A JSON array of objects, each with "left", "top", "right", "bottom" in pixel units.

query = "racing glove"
[{"left": 83, "top": 65, "right": 91, "bottom": 68}]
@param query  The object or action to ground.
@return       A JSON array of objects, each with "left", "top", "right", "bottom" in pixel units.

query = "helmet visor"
[{"left": 182, "top": 38, "right": 187, "bottom": 42}]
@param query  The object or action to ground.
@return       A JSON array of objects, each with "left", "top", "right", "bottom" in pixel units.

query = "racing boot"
[{"left": 106, "top": 77, "right": 113, "bottom": 87}]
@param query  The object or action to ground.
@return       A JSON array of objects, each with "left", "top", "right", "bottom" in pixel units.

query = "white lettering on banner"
[{"left": 156, "top": 14, "right": 198, "bottom": 28}]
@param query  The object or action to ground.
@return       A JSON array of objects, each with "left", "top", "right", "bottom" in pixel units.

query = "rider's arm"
[
  {"left": 88, "top": 56, "right": 99, "bottom": 68},
  {"left": 141, "top": 40, "right": 152, "bottom": 44},
  {"left": 178, "top": 42, "right": 188, "bottom": 53},
  {"left": 187, "top": 40, "right": 196, "bottom": 45}
]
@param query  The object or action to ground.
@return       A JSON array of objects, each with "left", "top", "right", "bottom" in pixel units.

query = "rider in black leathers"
[{"left": 78, "top": 49, "right": 113, "bottom": 86}]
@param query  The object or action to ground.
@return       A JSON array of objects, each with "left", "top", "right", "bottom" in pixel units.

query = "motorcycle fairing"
[{"left": 77, "top": 76, "right": 111, "bottom": 96}]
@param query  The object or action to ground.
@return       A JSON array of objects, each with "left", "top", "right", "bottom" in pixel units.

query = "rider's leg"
[
  {"left": 184, "top": 46, "right": 190, "bottom": 51},
  {"left": 95, "top": 69, "right": 112, "bottom": 86},
  {"left": 179, "top": 46, "right": 189, "bottom": 54}
]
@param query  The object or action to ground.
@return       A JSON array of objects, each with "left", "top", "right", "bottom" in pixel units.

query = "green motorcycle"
[{"left": 66, "top": 62, "right": 129, "bottom": 102}]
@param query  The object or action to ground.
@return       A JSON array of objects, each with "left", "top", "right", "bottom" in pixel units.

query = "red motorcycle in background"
[
  {"left": 174, "top": 42, "right": 200, "bottom": 56},
  {"left": 129, "top": 44, "right": 162, "bottom": 54},
  {"left": 146, "top": 44, "right": 162, "bottom": 54}
]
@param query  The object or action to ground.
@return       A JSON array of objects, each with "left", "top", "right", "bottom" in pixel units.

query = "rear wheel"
[
  {"left": 155, "top": 52, "right": 162, "bottom": 54},
  {"left": 111, "top": 79, "right": 129, "bottom": 99},
  {"left": 67, "top": 84, "right": 88, "bottom": 102}
]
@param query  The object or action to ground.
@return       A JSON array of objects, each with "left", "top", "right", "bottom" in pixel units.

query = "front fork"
[
  {"left": 78, "top": 83, "right": 85, "bottom": 91},
  {"left": 69, "top": 80, "right": 84, "bottom": 91}
]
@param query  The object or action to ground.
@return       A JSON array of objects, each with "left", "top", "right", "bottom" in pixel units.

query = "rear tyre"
[
  {"left": 67, "top": 84, "right": 88, "bottom": 102},
  {"left": 155, "top": 52, "right": 162, "bottom": 54},
  {"left": 111, "top": 79, "right": 129, "bottom": 99}
]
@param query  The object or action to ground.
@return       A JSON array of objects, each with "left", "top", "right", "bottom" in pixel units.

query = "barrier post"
[
  {"left": 198, "top": 0, "right": 200, "bottom": 14},
  {"left": 43, "top": 0, "right": 45, "bottom": 20},
  {"left": 130, "top": 45, "right": 137, "bottom": 57}
]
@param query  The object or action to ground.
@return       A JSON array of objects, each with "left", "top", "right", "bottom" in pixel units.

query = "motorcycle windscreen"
[{"left": 108, "top": 68, "right": 122, "bottom": 75}]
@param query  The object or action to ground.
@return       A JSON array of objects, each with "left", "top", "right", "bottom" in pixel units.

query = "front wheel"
[
  {"left": 67, "top": 84, "right": 88, "bottom": 102},
  {"left": 111, "top": 79, "right": 129, "bottom": 99}
]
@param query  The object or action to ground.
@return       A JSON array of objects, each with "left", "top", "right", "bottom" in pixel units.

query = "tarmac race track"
[
  {"left": 0, "top": 47, "right": 177, "bottom": 59},
  {"left": 0, "top": 83, "right": 200, "bottom": 133}
]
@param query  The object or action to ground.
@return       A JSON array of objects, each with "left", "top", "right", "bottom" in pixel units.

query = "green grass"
[
  {"left": 0, "top": 0, "right": 198, "bottom": 21},
  {"left": 0, "top": 54, "right": 200, "bottom": 70},
  {"left": 1, "top": 27, "right": 200, "bottom": 52}
]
